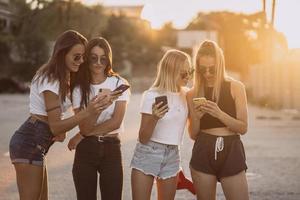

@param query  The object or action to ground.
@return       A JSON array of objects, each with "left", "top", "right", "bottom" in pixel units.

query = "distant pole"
[
  {"left": 262, "top": 0, "right": 266, "bottom": 24},
  {"left": 271, "top": 0, "right": 276, "bottom": 27}
]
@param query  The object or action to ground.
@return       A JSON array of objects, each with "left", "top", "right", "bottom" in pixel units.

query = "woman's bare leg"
[
  {"left": 39, "top": 165, "right": 48, "bottom": 200},
  {"left": 156, "top": 175, "right": 178, "bottom": 200},
  {"left": 220, "top": 171, "right": 249, "bottom": 200},
  {"left": 14, "top": 163, "right": 44, "bottom": 200},
  {"left": 131, "top": 169, "right": 154, "bottom": 200},
  {"left": 190, "top": 166, "right": 217, "bottom": 200}
]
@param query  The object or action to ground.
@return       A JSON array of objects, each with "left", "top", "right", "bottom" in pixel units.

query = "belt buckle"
[
  {"left": 97, "top": 136, "right": 105, "bottom": 142},
  {"left": 29, "top": 117, "right": 37, "bottom": 124}
]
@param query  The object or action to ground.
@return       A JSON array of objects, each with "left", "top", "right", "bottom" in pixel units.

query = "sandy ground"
[{"left": 0, "top": 94, "right": 300, "bottom": 200}]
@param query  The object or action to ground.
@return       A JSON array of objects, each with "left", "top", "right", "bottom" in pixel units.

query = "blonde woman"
[
  {"left": 187, "top": 40, "right": 249, "bottom": 200},
  {"left": 130, "top": 49, "right": 193, "bottom": 200}
]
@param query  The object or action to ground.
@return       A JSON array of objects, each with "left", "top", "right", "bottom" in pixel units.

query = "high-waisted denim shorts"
[
  {"left": 130, "top": 141, "right": 181, "bottom": 179},
  {"left": 9, "top": 117, "right": 54, "bottom": 166}
]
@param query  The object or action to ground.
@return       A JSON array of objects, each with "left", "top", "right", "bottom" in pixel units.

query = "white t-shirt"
[
  {"left": 72, "top": 76, "right": 130, "bottom": 135},
  {"left": 140, "top": 87, "right": 188, "bottom": 145},
  {"left": 29, "top": 76, "right": 72, "bottom": 118}
]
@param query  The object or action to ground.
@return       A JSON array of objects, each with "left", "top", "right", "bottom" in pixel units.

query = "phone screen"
[
  {"left": 155, "top": 96, "right": 168, "bottom": 108},
  {"left": 113, "top": 84, "right": 130, "bottom": 93}
]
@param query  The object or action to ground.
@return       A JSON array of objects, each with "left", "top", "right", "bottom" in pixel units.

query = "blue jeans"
[{"left": 9, "top": 117, "right": 54, "bottom": 166}]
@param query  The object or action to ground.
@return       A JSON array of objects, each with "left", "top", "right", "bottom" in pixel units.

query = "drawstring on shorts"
[{"left": 214, "top": 137, "right": 224, "bottom": 160}]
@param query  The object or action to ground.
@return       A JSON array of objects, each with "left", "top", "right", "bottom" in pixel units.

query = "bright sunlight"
[{"left": 82, "top": 0, "right": 300, "bottom": 48}]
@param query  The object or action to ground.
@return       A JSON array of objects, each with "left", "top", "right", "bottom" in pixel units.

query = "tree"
[
  {"left": 102, "top": 14, "right": 162, "bottom": 76},
  {"left": 186, "top": 11, "right": 288, "bottom": 76}
]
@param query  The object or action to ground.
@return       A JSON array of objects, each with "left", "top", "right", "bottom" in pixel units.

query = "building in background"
[
  {"left": 176, "top": 30, "right": 218, "bottom": 56},
  {"left": 0, "top": 0, "right": 14, "bottom": 33},
  {"left": 248, "top": 48, "right": 300, "bottom": 110}
]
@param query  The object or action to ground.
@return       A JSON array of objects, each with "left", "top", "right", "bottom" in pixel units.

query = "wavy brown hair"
[
  {"left": 72, "top": 37, "right": 118, "bottom": 108},
  {"left": 34, "top": 30, "right": 87, "bottom": 103}
]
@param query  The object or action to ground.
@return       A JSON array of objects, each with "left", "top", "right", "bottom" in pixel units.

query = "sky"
[{"left": 82, "top": 0, "right": 300, "bottom": 49}]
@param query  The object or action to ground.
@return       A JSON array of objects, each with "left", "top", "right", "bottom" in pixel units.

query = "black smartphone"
[
  {"left": 155, "top": 96, "right": 168, "bottom": 108},
  {"left": 113, "top": 84, "right": 130, "bottom": 94}
]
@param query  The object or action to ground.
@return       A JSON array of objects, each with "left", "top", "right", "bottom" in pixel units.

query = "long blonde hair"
[
  {"left": 194, "top": 40, "right": 227, "bottom": 103},
  {"left": 152, "top": 49, "right": 191, "bottom": 93}
]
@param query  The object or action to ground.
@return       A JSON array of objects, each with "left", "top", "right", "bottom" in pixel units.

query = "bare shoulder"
[
  {"left": 229, "top": 79, "right": 246, "bottom": 100},
  {"left": 230, "top": 79, "right": 245, "bottom": 91},
  {"left": 186, "top": 88, "right": 195, "bottom": 101}
]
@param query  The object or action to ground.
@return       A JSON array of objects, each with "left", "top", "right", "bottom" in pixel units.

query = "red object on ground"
[{"left": 176, "top": 170, "right": 196, "bottom": 195}]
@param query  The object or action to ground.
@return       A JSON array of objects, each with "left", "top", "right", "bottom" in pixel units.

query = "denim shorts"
[
  {"left": 130, "top": 141, "right": 181, "bottom": 179},
  {"left": 9, "top": 117, "right": 54, "bottom": 166}
]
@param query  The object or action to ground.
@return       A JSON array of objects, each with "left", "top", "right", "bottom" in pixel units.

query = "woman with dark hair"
[
  {"left": 187, "top": 40, "right": 249, "bottom": 200},
  {"left": 67, "top": 37, "right": 130, "bottom": 200},
  {"left": 9, "top": 30, "right": 111, "bottom": 200}
]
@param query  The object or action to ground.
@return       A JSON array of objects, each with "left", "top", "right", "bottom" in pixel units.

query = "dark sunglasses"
[
  {"left": 73, "top": 54, "right": 84, "bottom": 63},
  {"left": 89, "top": 55, "right": 109, "bottom": 66},
  {"left": 180, "top": 68, "right": 195, "bottom": 79},
  {"left": 198, "top": 66, "right": 215, "bottom": 75}
]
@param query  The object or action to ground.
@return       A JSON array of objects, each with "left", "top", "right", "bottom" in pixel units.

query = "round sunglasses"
[
  {"left": 89, "top": 55, "right": 109, "bottom": 66},
  {"left": 198, "top": 66, "right": 216, "bottom": 75}
]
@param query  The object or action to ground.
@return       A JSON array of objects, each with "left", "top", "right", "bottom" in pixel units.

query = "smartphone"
[
  {"left": 155, "top": 96, "right": 168, "bottom": 108},
  {"left": 193, "top": 97, "right": 207, "bottom": 106},
  {"left": 98, "top": 88, "right": 110, "bottom": 96},
  {"left": 113, "top": 84, "right": 130, "bottom": 94}
]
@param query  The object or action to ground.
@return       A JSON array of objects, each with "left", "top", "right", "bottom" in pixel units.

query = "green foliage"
[
  {"left": 102, "top": 14, "right": 162, "bottom": 76},
  {"left": 4, "top": 0, "right": 109, "bottom": 80}
]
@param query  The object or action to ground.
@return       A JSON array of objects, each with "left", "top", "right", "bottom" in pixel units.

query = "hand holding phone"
[
  {"left": 98, "top": 88, "right": 110, "bottom": 98},
  {"left": 155, "top": 96, "right": 168, "bottom": 108},
  {"left": 153, "top": 95, "right": 168, "bottom": 119},
  {"left": 192, "top": 97, "right": 207, "bottom": 106}
]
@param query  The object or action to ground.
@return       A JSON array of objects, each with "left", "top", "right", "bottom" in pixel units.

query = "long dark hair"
[
  {"left": 72, "top": 37, "right": 118, "bottom": 108},
  {"left": 34, "top": 30, "right": 87, "bottom": 103}
]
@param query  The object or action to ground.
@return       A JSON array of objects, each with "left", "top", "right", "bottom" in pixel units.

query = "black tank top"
[{"left": 200, "top": 81, "right": 236, "bottom": 129}]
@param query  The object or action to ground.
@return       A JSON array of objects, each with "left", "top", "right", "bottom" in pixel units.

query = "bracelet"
[{"left": 46, "top": 105, "right": 60, "bottom": 112}]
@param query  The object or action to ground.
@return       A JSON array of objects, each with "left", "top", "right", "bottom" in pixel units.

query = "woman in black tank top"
[{"left": 186, "top": 40, "right": 249, "bottom": 200}]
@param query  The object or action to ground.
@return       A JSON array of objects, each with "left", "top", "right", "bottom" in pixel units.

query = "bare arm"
[
  {"left": 138, "top": 103, "right": 168, "bottom": 144},
  {"left": 201, "top": 81, "right": 248, "bottom": 134},
  {"left": 218, "top": 81, "right": 248, "bottom": 134},
  {"left": 80, "top": 101, "right": 127, "bottom": 136},
  {"left": 186, "top": 90, "right": 204, "bottom": 140},
  {"left": 44, "top": 91, "right": 104, "bottom": 135}
]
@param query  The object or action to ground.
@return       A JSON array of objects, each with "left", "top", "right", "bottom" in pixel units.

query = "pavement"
[{"left": 0, "top": 94, "right": 300, "bottom": 200}]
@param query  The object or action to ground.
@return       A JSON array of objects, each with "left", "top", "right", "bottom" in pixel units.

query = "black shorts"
[{"left": 190, "top": 132, "right": 247, "bottom": 181}]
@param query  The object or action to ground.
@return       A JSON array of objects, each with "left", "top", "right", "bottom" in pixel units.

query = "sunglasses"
[
  {"left": 198, "top": 66, "right": 216, "bottom": 75},
  {"left": 180, "top": 68, "right": 195, "bottom": 79},
  {"left": 73, "top": 54, "right": 84, "bottom": 63},
  {"left": 89, "top": 55, "right": 109, "bottom": 66}
]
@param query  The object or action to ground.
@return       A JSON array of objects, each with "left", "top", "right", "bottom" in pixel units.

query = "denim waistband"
[
  {"left": 16, "top": 117, "right": 53, "bottom": 140},
  {"left": 144, "top": 140, "right": 178, "bottom": 150}
]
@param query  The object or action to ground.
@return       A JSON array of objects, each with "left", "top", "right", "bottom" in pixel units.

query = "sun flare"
[{"left": 82, "top": 0, "right": 300, "bottom": 48}]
